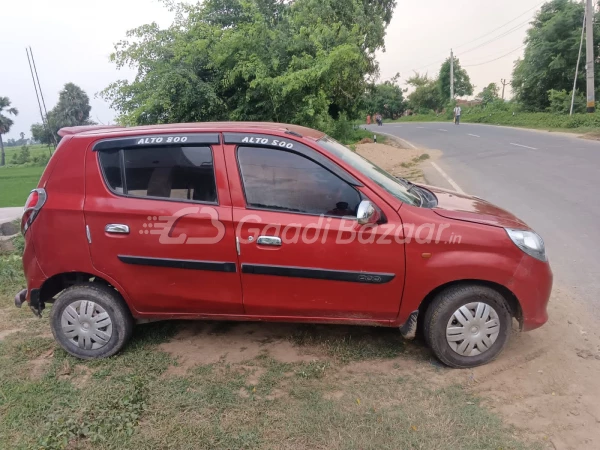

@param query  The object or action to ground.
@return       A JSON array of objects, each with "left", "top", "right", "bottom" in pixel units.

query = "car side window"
[
  {"left": 98, "top": 146, "right": 217, "bottom": 203},
  {"left": 237, "top": 146, "right": 361, "bottom": 216}
]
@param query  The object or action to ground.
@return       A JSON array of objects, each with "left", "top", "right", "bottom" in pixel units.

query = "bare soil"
[{"left": 355, "top": 140, "right": 441, "bottom": 184}]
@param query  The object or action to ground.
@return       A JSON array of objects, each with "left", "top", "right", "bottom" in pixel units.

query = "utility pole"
[
  {"left": 571, "top": 9, "right": 586, "bottom": 116},
  {"left": 450, "top": 49, "right": 455, "bottom": 100},
  {"left": 586, "top": 0, "right": 595, "bottom": 113},
  {"left": 500, "top": 79, "right": 510, "bottom": 100}
]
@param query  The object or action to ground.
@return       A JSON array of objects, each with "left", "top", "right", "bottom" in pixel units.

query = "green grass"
[
  {"left": 0, "top": 165, "right": 45, "bottom": 207},
  {"left": 3, "top": 144, "right": 53, "bottom": 162},
  {"left": 393, "top": 109, "right": 600, "bottom": 132},
  {"left": 0, "top": 230, "right": 538, "bottom": 449}
]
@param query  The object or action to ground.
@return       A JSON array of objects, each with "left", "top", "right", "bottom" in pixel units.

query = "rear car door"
[
  {"left": 84, "top": 133, "right": 243, "bottom": 315},
  {"left": 223, "top": 133, "right": 406, "bottom": 320}
]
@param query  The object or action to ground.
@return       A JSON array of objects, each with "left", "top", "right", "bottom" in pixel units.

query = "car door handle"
[
  {"left": 105, "top": 224, "right": 130, "bottom": 234},
  {"left": 256, "top": 236, "right": 282, "bottom": 246}
]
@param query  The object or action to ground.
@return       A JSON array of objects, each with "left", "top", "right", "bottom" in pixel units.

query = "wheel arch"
[
  {"left": 39, "top": 271, "right": 135, "bottom": 315},
  {"left": 416, "top": 279, "right": 523, "bottom": 331}
]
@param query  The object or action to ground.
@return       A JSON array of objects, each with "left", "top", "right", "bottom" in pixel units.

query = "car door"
[
  {"left": 223, "top": 133, "right": 406, "bottom": 320},
  {"left": 84, "top": 133, "right": 244, "bottom": 315}
]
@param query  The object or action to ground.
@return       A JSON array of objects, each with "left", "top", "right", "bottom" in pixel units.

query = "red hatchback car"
[{"left": 15, "top": 122, "right": 552, "bottom": 368}]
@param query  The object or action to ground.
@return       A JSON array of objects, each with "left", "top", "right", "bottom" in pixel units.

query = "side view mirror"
[{"left": 357, "top": 200, "right": 381, "bottom": 225}]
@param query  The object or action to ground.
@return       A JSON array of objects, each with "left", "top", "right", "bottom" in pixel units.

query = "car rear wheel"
[
  {"left": 50, "top": 283, "right": 134, "bottom": 359},
  {"left": 423, "top": 285, "right": 512, "bottom": 368}
]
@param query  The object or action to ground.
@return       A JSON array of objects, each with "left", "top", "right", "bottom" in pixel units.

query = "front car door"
[
  {"left": 84, "top": 133, "right": 243, "bottom": 316},
  {"left": 223, "top": 133, "right": 406, "bottom": 321}
]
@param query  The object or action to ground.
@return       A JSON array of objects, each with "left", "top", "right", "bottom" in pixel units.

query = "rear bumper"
[{"left": 510, "top": 256, "right": 553, "bottom": 332}]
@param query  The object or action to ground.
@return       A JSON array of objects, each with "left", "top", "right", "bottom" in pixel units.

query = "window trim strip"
[{"left": 93, "top": 133, "right": 220, "bottom": 151}]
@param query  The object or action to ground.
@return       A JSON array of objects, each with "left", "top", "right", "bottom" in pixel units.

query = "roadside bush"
[
  {"left": 10, "top": 145, "right": 30, "bottom": 165},
  {"left": 322, "top": 115, "right": 375, "bottom": 145},
  {"left": 397, "top": 105, "right": 600, "bottom": 130},
  {"left": 31, "top": 153, "right": 50, "bottom": 166},
  {"left": 548, "top": 89, "right": 586, "bottom": 115}
]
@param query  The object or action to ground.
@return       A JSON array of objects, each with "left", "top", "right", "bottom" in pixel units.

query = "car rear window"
[{"left": 98, "top": 146, "right": 217, "bottom": 203}]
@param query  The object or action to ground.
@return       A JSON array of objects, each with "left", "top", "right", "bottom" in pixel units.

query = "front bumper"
[
  {"left": 510, "top": 256, "right": 553, "bottom": 332},
  {"left": 14, "top": 288, "right": 43, "bottom": 317}
]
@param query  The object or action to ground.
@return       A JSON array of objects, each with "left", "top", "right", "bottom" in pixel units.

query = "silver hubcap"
[
  {"left": 446, "top": 302, "right": 500, "bottom": 357},
  {"left": 61, "top": 300, "right": 113, "bottom": 350}
]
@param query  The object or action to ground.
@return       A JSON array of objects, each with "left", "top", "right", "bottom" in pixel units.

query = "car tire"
[
  {"left": 50, "top": 283, "right": 134, "bottom": 359},
  {"left": 423, "top": 285, "right": 512, "bottom": 368}
]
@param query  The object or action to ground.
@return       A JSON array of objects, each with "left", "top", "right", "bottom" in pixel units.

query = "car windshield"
[{"left": 317, "top": 136, "right": 421, "bottom": 206}]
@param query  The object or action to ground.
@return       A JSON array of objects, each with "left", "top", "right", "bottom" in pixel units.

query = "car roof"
[{"left": 58, "top": 122, "right": 326, "bottom": 140}]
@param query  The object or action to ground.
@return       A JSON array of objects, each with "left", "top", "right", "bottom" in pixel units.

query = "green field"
[
  {"left": 0, "top": 166, "right": 45, "bottom": 207},
  {"left": 3, "top": 144, "right": 53, "bottom": 162}
]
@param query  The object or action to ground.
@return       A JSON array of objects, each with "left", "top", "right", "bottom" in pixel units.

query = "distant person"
[
  {"left": 375, "top": 113, "right": 383, "bottom": 126},
  {"left": 453, "top": 105, "right": 462, "bottom": 125},
  {"left": 366, "top": 114, "right": 371, "bottom": 125}
]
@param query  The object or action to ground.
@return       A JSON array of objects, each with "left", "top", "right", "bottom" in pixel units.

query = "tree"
[
  {"left": 0, "top": 97, "right": 18, "bottom": 166},
  {"left": 364, "top": 77, "right": 407, "bottom": 119},
  {"left": 31, "top": 83, "right": 94, "bottom": 145},
  {"left": 512, "top": 0, "right": 600, "bottom": 111},
  {"left": 476, "top": 83, "right": 500, "bottom": 106},
  {"left": 438, "top": 57, "right": 473, "bottom": 100},
  {"left": 101, "top": 0, "right": 397, "bottom": 131},
  {"left": 406, "top": 73, "right": 444, "bottom": 113}
]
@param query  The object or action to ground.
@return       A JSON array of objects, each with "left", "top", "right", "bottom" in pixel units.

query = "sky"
[{"left": 1, "top": 0, "right": 543, "bottom": 139}]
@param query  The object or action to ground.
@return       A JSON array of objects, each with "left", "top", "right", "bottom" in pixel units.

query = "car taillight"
[{"left": 22, "top": 188, "right": 47, "bottom": 234}]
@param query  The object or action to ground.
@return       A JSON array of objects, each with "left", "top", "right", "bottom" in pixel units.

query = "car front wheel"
[
  {"left": 424, "top": 285, "right": 512, "bottom": 368},
  {"left": 50, "top": 283, "right": 134, "bottom": 359}
]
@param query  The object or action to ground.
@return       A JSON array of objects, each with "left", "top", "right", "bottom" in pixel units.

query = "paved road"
[
  {"left": 0, "top": 207, "right": 22, "bottom": 225},
  {"left": 366, "top": 122, "right": 600, "bottom": 317}
]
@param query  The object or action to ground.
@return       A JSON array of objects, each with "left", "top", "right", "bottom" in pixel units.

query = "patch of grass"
[
  {"left": 0, "top": 165, "right": 45, "bottom": 207},
  {"left": 290, "top": 324, "right": 406, "bottom": 363},
  {"left": 0, "top": 309, "right": 539, "bottom": 450},
  {"left": 0, "top": 253, "right": 25, "bottom": 295}
]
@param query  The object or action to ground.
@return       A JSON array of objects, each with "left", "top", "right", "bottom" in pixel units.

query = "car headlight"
[{"left": 505, "top": 228, "right": 547, "bottom": 262}]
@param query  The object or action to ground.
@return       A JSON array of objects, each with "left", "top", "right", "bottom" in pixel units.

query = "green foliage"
[
  {"left": 512, "top": 0, "right": 600, "bottom": 111},
  {"left": 101, "top": 0, "right": 396, "bottom": 130},
  {"left": 397, "top": 106, "right": 600, "bottom": 130},
  {"left": 476, "top": 83, "right": 500, "bottom": 106},
  {"left": 10, "top": 145, "right": 31, "bottom": 165},
  {"left": 547, "top": 88, "right": 586, "bottom": 114},
  {"left": 363, "top": 77, "right": 407, "bottom": 119},
  {"left": 0, "top": 96, "right": 19, "bottom": 167},
  {"left": 31, "top": 83, "right": 95, "bottom": 145},
  {"left": 39, "top": 375, "right": 148, "bottom": 449},
  {"left": 406, "top": 72, "right": 444, "bottom": 113},
  {"left": 438, "top": 57, "right": 473, "bottom": 100}
]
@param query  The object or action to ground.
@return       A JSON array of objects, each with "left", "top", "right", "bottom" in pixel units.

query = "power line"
[
  {"left": 463, "top": 44, "right": 525, "bottom": 67},
  {"left": 460, "top": 19, "right": 531, "bottom": 56},
  {"left": 453, "top": 1, "right": 543, "bottom": 51},
  {"left": 400, "top": 1, "right": 541, "bottom": 75}
]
